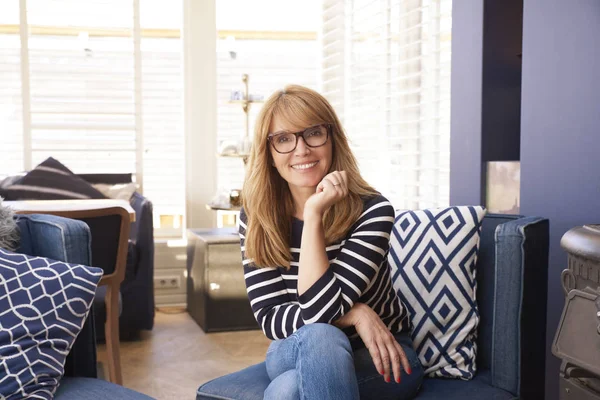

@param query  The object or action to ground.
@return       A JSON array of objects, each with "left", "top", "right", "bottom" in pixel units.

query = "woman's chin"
[{"left": 289, "top": 178, "right": 321, "bottom": 189}]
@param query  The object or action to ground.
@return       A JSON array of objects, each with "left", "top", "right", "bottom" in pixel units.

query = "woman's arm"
[
  {"left": 240, "top": 210, "right": 304, "bottom": 340},
  {"left": 296, "top": 208, "right": 329, "bottom": 295},
  {"left": 335, "top": 303, "right": 412, "bottom": 384},
  {"left": 297, "top": 186, "right": 395, "bottom": 325},
  {"left": 297, "top": 170, "right": 349, "bottom": 296}
]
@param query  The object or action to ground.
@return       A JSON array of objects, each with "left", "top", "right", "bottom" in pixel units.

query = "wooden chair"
[{"left": 16, "top": 206, "right": 131, "bottom": 385}]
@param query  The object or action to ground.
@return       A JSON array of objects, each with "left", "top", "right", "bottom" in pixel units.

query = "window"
[
  {"left": 321, "top": 0, "right": 451, "bottom": 210},
  {"left": 216, "top": 38, "right": 319, "bottom": 192},
  {"left": 215, "top": 0, "right": 320, "bottom": 197},
  {"left": 0, "top": 0, "right": 185, "bottom": 238},
  {"left": 0, "top": 2, "right": 23, "bottom": 175}
]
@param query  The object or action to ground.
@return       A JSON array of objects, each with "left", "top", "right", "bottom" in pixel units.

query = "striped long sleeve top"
[{"left": 239, "top": 194, "right": 410, "bottom": 341}]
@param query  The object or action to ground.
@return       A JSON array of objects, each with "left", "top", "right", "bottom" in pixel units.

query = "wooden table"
[{"left": 4, "top": 199, "right": 136, "bottom": 222}]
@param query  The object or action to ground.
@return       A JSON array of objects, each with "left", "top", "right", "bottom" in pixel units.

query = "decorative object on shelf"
[
  {"left": 218, "top": 140, "right": 240, "bottom": 156},
  {"left": 485, "top": 161, "right": 520, "bottom": 214},
  {"left": 229, "top": 189, "right": 241, "bottom": 208},
  {"left": 230, "top": 90, "right": 244, "bottom": 101},
  {"left": 207, "top": 189, "right": 242, "bottom": 212},
  {"left": 217, "top": 73, "right": 265, "bottom": 163},
  {"left": 248, "top": 94, "right": 264, "bottom": 102},
  {"left": 209, "top": 74, "right": 263, "bottom": 214}
]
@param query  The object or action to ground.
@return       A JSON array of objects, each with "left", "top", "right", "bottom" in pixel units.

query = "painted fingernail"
[
  {"left": 396, "top": 377, "right": 401, "bottom": 384},
  {"left": 385, "top": 376, "right": 390, "bottom": 383},
  {"left": 407, "top": 366, "right": 412, "bottom": 375},
  {"left": 378, "top": 369, "right": 384, "bottom": 375}
]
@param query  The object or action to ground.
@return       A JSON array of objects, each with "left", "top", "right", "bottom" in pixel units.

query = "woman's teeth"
[{"left": 292, "top": 161, "right": 318, "bottom": 170}]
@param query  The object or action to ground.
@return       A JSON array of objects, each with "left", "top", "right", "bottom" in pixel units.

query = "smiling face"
[{"left": 269, "top": 114, "right": 333, "bottom": 191}]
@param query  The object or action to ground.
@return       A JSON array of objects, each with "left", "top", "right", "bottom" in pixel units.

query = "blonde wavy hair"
[{"left": 242, "top": 84, "right": 379, "bottom": 269}]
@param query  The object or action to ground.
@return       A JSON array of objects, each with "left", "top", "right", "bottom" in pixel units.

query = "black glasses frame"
[{"left": 267, "top": 123, "right": 332, "bottom": 154}]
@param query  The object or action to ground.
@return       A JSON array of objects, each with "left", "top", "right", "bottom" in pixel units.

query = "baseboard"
[
  {"left": 155, "top": 293, "right": 187, "bottom": 307},
  {"left": 154, "top": 239, "right": 187, "bottom": 307}
]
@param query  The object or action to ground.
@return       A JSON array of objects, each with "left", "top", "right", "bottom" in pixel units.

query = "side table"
[{"left": 186, "top": 228, "right": 259, "bottom": 332}]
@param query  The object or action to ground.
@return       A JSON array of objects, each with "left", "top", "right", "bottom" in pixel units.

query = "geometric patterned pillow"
[
  {"left": 388, "top": 206, "right": 486, "bottom": 379},
  {"left": 0, "top": 248, "right": 103, "bottom": 399}
]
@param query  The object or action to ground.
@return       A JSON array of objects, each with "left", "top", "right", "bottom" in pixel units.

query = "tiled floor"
[{"left": 97, "top": 307, "right": 270, "bottom": 400}]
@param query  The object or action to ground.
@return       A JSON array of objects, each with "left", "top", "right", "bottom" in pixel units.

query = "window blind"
[
  {"left": 0, "top": 1, "right": 24, "bottom": 176},
  {"left": 321, "top": 0, "right": 451, "bottom": 210},
  {"left": 139, "top": 0, "right": 185, "bottom": 235},
  {"left": 0, "top": 0, "right": 185, "bottom": 237},
  {"left": 26, "top": 0, "right": 137, "bottom": 174}
]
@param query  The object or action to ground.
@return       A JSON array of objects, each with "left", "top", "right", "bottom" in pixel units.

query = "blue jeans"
[{"left": 264, "top": 324, "right": 424, "bottom": 400}]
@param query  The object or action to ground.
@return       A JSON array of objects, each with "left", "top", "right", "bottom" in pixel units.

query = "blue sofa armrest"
[
  {"left": 15, "top": 214, "right": 99, "bottom": 379},
  {"left": 121, "top": 192, "right": 155, "bottom": 333},
  {"left": 128, "top": 192, "right": 154, "bottom": 287},
  {"left": 476, "top": 214, "right": 549, "bottom": 398}
]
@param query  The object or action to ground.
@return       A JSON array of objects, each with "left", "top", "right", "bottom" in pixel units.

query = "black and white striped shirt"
[{"left": 240, "top": 195, "right": 410, "bottom": 341}]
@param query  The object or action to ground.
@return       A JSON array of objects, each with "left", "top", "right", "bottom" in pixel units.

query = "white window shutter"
[
  {"left": 140, "top": 2, "right": 185, "bottom": 234},
  {"left": 141, "top": 37, "right": 185, "bottom": 225},
  {"left": 321, "top": 0, "right": 347, "bottom": 121},
  {"left": 24, "top": 0, "right": 136, "bottom": 172},
  {"left": 0, "top": 2, "right": 24, "bottom": 176},
  {"left": 347, "top": 0, "right": 390, "bottom": 203},
  {"left": 320, "top": 0, "right": 451, "bottom": 210},
  {"left": 0, "top": 0, "right": 186, "bottom": 237}
]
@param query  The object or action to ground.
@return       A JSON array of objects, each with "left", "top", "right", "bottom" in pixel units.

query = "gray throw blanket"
[{"left": 0, "top": 198, "right": 18, "bottom": 251}]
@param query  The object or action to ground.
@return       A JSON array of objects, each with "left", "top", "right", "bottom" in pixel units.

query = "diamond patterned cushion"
[
  {"left": 0, "top": 248, "right": 103, "bottom": 399},
  {"left": 388, "top": 206, "right": 486, "bottom": 379}
]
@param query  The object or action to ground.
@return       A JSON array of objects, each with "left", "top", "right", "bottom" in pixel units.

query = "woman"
[{"left": 240, "top": 85, "right": 423, "bottom": 400}]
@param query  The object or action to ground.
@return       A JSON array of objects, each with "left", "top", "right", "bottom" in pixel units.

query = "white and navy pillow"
[
  {"left": 0, "top": 175, "right": 24, "bottom": 200},
  {"left": 2, "top": 157, "right": 107, "bottom": 200},
  {"left": 388, "top": 206, "right": 486, "bottom": 379},
  {"left": 0, "top": 248, "right": 103, "bottom": 399}
]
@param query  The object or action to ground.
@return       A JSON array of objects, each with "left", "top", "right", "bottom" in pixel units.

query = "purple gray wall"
[
  {"left": 450, "top": 0, "right": 523, "bottom": 206},
  {"left": 451, "top": 0, "right": 600, "bottom": 399},
  {"left": 449, "top": 0, "right": 485, "bottom": 206},
  {"left": 520, "top": 0, "right": 600, "bottom": 398}
]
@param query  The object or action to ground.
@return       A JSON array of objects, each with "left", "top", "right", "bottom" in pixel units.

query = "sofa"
[
  {"left": 196, "top": 213, "right": 549, "bottom": 400},
  {"left": 13, "top": 213, "right": 154, "bottom": 399}
]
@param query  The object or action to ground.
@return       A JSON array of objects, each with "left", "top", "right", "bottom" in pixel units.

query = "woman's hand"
[
  {"left": 304, "top": 170, "right": 348, "bottom": 219},
  {"left": 336, "top": 303, "right": 412, "bottom": 383}
]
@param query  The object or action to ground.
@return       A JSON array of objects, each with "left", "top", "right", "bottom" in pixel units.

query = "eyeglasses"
[{"left": 267, "top": 124, "right": 331, "bottom": 154}]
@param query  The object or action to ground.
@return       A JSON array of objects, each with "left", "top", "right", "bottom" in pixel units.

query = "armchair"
[
  {"left": 1, "top": 170, "right": 156, "bottom": 340},
  {"left": 14, "top": 213, "right": 153, "bottom": 399}
]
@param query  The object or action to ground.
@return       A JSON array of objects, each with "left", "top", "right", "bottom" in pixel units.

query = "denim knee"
[
  {"left": 264, "top": 370, "right": 299, "bottom": 400},
  {"left": 295, "top": 323, "right": 352, "bottom": 354}
]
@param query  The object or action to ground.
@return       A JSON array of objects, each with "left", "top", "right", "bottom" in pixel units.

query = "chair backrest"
[
  {"left": 14, "top": 214, "right": 98, "bottom": 378},
  {"left": 16, "top": 206, "right": 131, "bottom": 287},
  {"left": 476, "top": 214, "right": 549, "bottom": 398},
  {"left": 15, "top": 213, "right": 92, "bottom": 273},
  {"left": 77, "top": 173, "right": 133, "bottom": 185}
]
